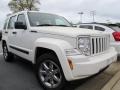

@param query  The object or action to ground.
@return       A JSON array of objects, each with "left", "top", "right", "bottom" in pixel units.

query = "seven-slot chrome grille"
[{"left": 91, "top": 35, "right": 110, "bottom": 55}]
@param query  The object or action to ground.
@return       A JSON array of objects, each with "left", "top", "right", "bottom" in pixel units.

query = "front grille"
[{"left": 91, "top": 35, "right": 109, "bottom": 55}]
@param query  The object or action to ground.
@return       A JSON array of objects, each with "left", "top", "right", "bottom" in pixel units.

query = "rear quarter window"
[
  {"left": 79, "top": 25, "right": 93, "bottom": 29},
  {"left": 95, "top": 26, "right": 105, "bottom": 31}
]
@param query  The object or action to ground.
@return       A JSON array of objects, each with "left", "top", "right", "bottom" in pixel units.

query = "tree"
[{"left": 8, "top": 0, "right": 40, "bottom": 12}]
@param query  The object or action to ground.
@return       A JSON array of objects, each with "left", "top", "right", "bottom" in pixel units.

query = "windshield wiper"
[
  {"left": 36, "top": 24, "right": 54, "bottom": 26},
  {"left": 36, "top": 24, "right": 71, "bottom": 27},
  {"left": 54, "top": 25, "right": 70, "bottom": 27}
]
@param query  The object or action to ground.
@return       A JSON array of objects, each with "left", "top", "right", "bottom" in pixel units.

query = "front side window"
[
  {"left": 79, "top": 25, "right": 93, "bottom": 30},
  {"left": 95, "top": 26, "right": 105, "bottom": 31},
  {"left": 17, "top": 14, "right": 26, "bottom": 25},
  {"left": 7, "top": 16, "right": 16, "bottom": 29},
  {"left": 3, "top": 18, "right": 8, "bottom": 29},
  {"left": 28, "top": 12, "right": 71, "bottom": 27}
]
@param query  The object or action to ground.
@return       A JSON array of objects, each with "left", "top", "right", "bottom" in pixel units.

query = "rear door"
[{"left": 2, "top": 18, "right": 9, "bottom": 41}]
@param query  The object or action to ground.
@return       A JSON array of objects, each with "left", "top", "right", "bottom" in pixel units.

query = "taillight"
[{"left": 112, "top": 32, "right": 120, "bottom": 41}]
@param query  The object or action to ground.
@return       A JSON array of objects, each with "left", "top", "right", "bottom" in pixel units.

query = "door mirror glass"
[{"left": 15, "top": 22, "right": 27, "bottom": 30}]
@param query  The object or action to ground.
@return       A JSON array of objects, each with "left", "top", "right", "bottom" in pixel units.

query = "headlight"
[{"left": 78, "top": 37, "right": 91, "bottom": 56}]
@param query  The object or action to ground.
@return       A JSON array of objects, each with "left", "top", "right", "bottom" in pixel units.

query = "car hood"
[{"left": 31, "top": 26, "right": 105, "bottom": 37}]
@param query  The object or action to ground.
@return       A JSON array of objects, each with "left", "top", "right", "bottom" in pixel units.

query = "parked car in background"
[
  {"left": 77, "top": 23, "right": 120, "bottom": 56},
  {"left": 2, "top": 11, "right": 117, "bottom": 90}
]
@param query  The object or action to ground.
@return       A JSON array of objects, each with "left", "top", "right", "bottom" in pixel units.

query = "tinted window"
[
  {"left": 17, "top": 14, "right": 26, "bottom": 25},
  {"left": 95, "top": 26, "right": 105, "bottom": 31},
  {"left": 79, "top": 25, "right": 93, "bottom": 29},
  {"left": 7, "top": 16, "right": 16, "bottom": 29}
]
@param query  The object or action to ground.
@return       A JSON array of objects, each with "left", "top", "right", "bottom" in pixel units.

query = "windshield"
[{"left": 28, "top": 12, "right": 71, "bottom": 27}]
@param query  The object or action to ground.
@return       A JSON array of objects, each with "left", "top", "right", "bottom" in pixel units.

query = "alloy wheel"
[
  {"left": 3, "top": 45, "right": 8, "bottom": 59},
  {"left": 39, "top": 60, "right": 62, "bottom": 88}
]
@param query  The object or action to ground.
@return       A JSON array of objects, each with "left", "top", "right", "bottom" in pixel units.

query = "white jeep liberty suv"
[{"left": 2, "top": 11, "right": 117, "bottom": 90}]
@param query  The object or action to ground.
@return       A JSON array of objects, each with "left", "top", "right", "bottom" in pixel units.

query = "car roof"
[
  {"left": 78, "top": 23, "right": 120, "bottom": 31},
  {"left": 79, "top": 23, "right": 107, "bottom": 26},
  {"left": 7, "top": 10, "right": 60, "bottom": 18},
  {"left": 79, "top": 23, "right": 119, "bottom": 27}
]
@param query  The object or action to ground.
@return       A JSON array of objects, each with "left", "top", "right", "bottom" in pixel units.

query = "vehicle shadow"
[
  {"left": 63, "top": 79, "right": 88, "bottom": 90},
  {"left": 11, "top": 56, "right": 43, "bottom": 89},
  {"left": 13, "top": 56, "right": 34, "bottom": 71}
]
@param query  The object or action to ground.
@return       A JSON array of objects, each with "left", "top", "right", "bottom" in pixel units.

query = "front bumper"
[{"left": 67, "top": 47, "right": 117, "bottom": 81}]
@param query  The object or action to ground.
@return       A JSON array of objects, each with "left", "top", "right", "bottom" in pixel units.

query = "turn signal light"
[{"left": 68, "top": 58, "right": 74, "bottom": 70}]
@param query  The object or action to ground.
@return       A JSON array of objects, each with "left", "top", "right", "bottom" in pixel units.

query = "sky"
[{"left": 0, "top": 0, "right": 120, "bottom": 28}]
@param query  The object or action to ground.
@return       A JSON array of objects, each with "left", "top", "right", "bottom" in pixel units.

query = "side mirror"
[{"left": 15, "top": 22, "right": 27, "bottom": 30}]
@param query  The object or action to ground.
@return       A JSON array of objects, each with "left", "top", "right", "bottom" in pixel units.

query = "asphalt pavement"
[{"left": 0, "top": 41, "right": 120, "bottom": 90}]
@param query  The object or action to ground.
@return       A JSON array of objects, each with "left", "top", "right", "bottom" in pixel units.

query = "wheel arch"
[
  {"left": 35, "top": 47, "right": 58, "bottom": 64},
  {"left": 33, "top": 38, "right": 74, "bottom": 81}
]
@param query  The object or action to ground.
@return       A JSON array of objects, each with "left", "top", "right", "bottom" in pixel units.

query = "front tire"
[
  {"left": 3, "top": 43, "right": 14, "bottom": 62},
  {"left": 36, "top": 53, "right": 66, "bottom": 90}
]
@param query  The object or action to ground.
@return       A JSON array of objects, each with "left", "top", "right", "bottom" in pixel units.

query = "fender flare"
[{"left": 33, "top": 38, "right": 74, "bottom": 81}]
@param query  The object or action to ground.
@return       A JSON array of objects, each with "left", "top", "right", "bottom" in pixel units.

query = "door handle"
[
  {"left": 30, "top": 30, "right": 38, "bottom": 33},
  {"left": 5, "top": 31, "right": 8, "bottom": 34},
  {"left": 12, "top": 32, "right": 17, "bottom": 34}
]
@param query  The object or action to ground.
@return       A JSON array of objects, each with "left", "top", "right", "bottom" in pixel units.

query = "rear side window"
[
  {"left": 7, "top": 16, "right": 16, "bottom": 29},
  {"left": 17, "top": 14, "right": 26, "bottom": 25},
  {"left": 79, "top": 25, "right": 93, "bottom": 29},
  {"left": 95, "top": 26, "right": 105, "bottom": 31}
]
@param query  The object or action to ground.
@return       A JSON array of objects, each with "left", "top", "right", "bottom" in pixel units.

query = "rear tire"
[
  {"left": 36, "top": 53, "right": 66, "bottom": 90},
  {"left": 2, "top": 43, "right": 14, "bottom": 62}
]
